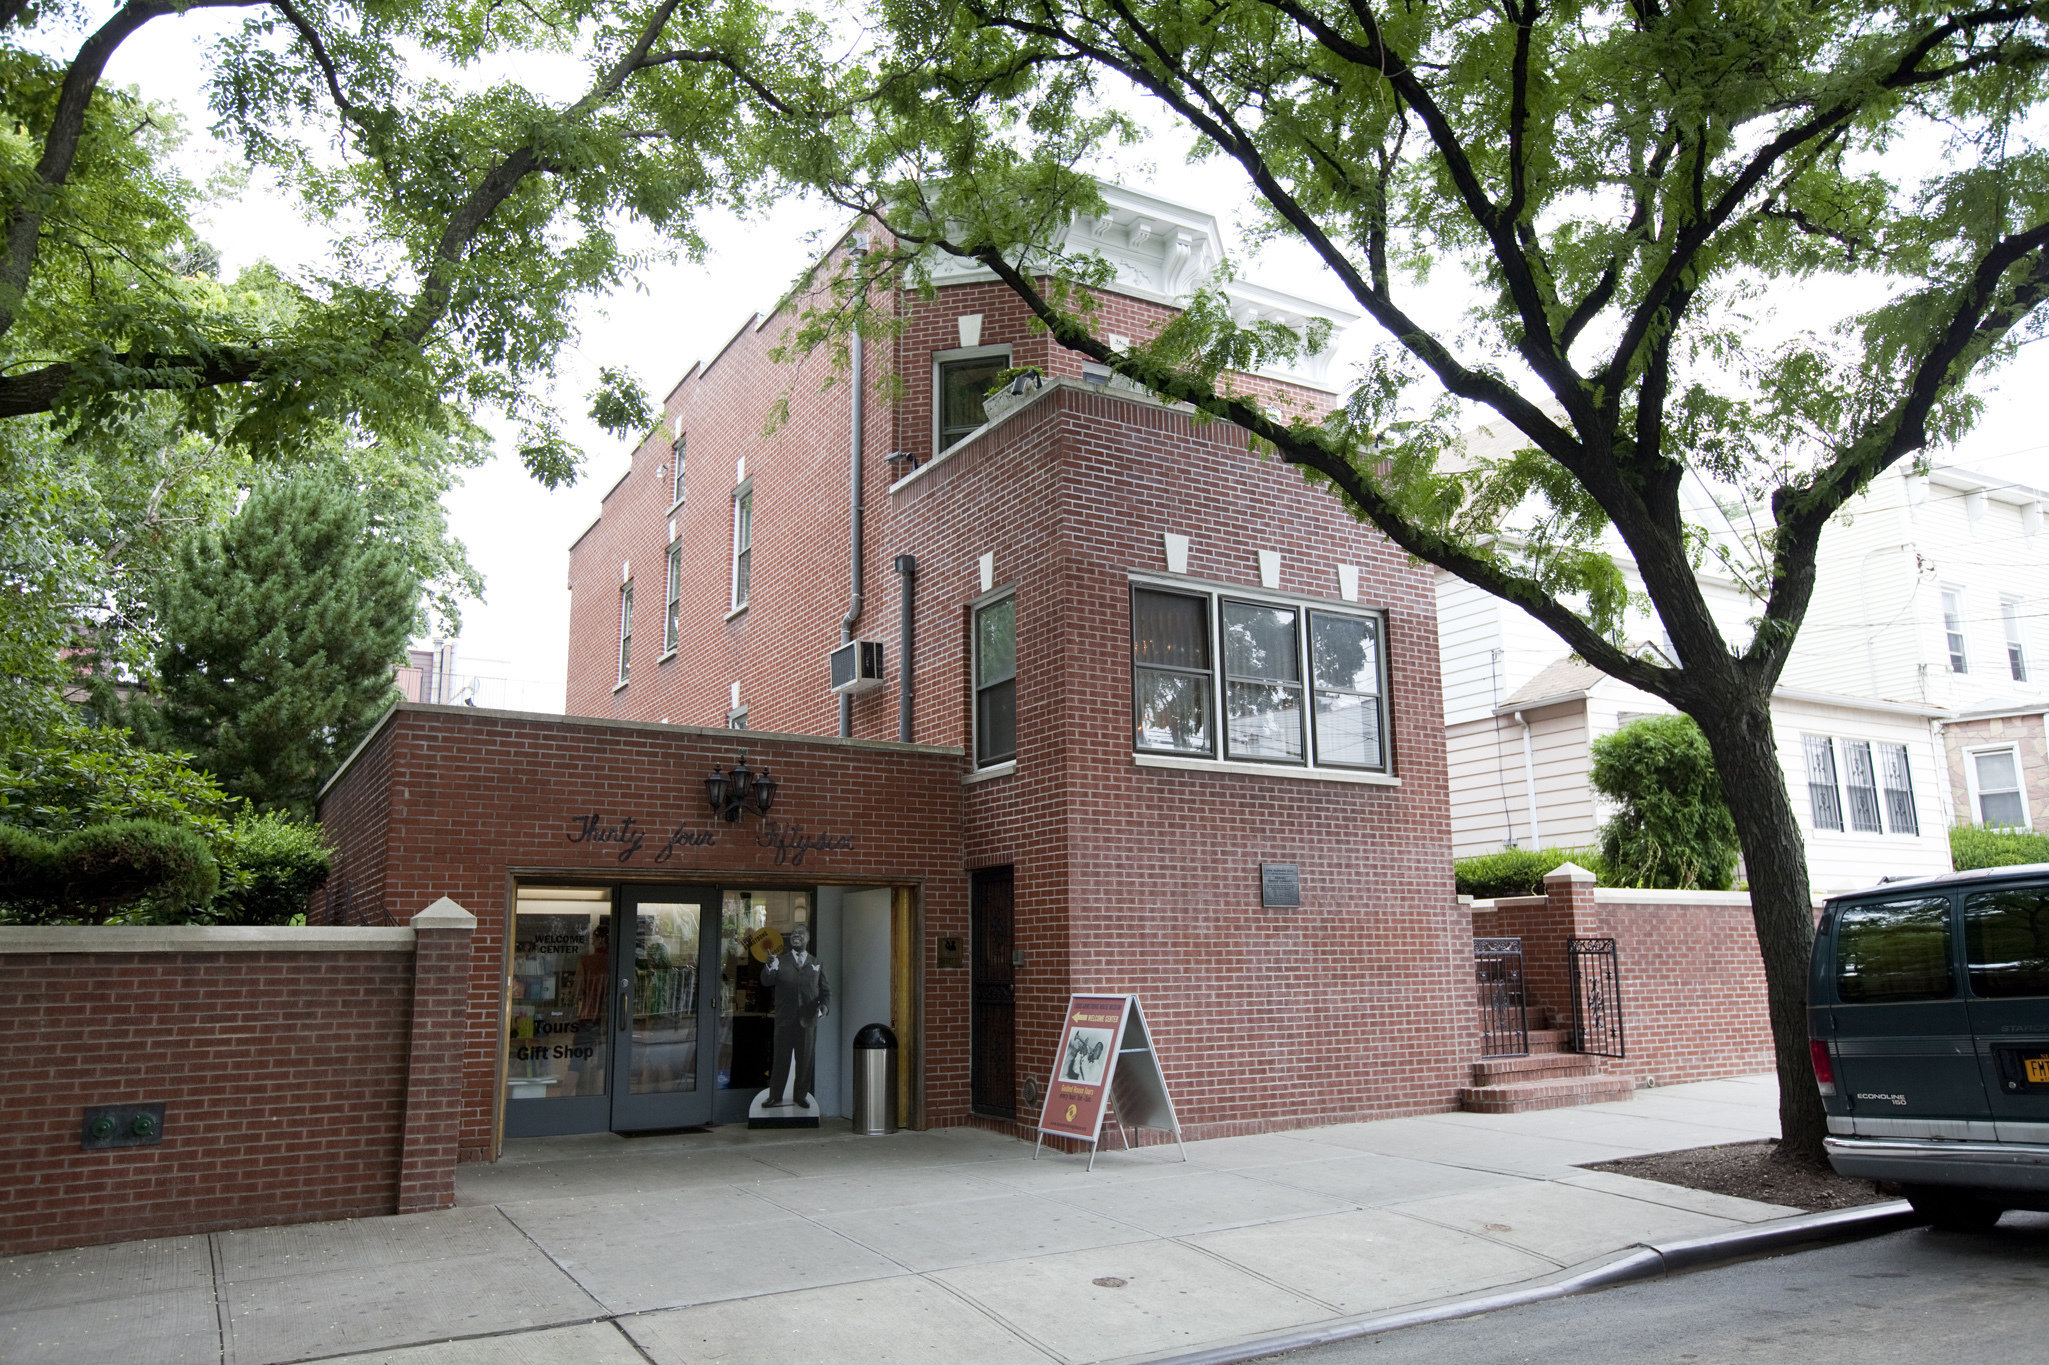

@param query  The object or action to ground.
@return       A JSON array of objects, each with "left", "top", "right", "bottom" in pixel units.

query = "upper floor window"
[
  {"left": 664, "top": 542, "right": 682, "bottom": 654},
  {"left": 731, "top": 487, "right": 752, "bottom": 610},
  {"left": 617, "top": 580, "right": 633, "bottom": 685},
  {"left": 1942, "top": 588, "right": 1969, "bottom": 673},
  {"left": 2003, "top": 598, "right": 2028, "bottom": 682},
  {"left": 671, "top": 434, "right": 687, "bottom": 508},
  {"left": 1804, "top": 735, "right": 1918, "bottom": 836},
  {"left": 974, "top": 595, "right": 1017, "bottom": 767},
  {"left": 1132, "top": 585, "right": 1387, "bottom": 773},
  {"left": 1969, "top": 747, "right": 2028, "bottom": 828},
  {"left": 938, "top": 355, "right": 1006, "bottom": 451}
]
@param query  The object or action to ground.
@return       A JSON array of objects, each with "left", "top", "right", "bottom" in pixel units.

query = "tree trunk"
[{"left": 1688, "top": 694, "right": 1830, "bottom": 1166}]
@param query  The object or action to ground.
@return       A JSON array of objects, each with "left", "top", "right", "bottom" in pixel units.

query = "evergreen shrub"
[
  {"left": 1455, "top": 846, "right": 1608, "bottom": 899},
  {"left": 1950, "top": 824, "right": 2049, "bottom": 871},
  {"left": 1591, "top": 714, "right": 1740, "bottom": 890}
]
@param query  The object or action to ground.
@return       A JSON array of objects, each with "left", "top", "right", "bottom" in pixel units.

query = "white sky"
[{"left": 97, "top": 10, "right": 2049, "bottom": 710}]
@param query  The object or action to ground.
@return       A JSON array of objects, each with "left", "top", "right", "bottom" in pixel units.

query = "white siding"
[{"left": 1446, "top": 700, "right": 1597, "bottom": 857}]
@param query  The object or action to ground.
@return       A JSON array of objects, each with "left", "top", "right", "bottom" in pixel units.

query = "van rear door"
[
  {"left": 1831, "top": 894, "right": 1990, "bottom": 1127},
  {"left": 1961, "top": 879, "right": 2049, "bottom": 1141}
]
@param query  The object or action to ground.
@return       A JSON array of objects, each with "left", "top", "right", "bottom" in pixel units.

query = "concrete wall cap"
[
  {"left": 1544, "top": 861, "right": 1599, "bottom": 884},
  {"left": 0, "top": 925, "right": 415, "bottom": 953},
  {"left": 411, "top": 897, "right": 477, "bottom": 931}
]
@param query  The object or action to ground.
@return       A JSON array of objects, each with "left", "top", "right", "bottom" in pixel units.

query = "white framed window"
[
  {"left": 1842, "top": 739, "right": 1883, "bottom": 833},
  {"left": 616, "top": 580, "right": 633, "bottom": 686},
  {"left": 1131, "top": 582, "right": 1388, "bottom": 774},
  {"left": 664, "top": 542, "right": 682, "bottom": 653},
  {"left": 1968, "top": 746, "right": 2029, "bottom": 828},
  {"left": 933, "top": 345, "right": 1010, "bottom": 453},
  {"left": 671, "top": 433, "right": 687, "bottom": 509},
  {"left": 1941, "top": 587, "right": 1969, "bottom": 673},
  {"left": 730, "top": 484, "right": 752, "bottom": 611},
  {"left": 726, "top": 708, "right": 748, "bottom": 730},
  {"left": 1803, "top": 735, "right": 1844, "bottom": 831},
  {"left": 973, "top": 593, "right": 1017, "bottom": 768},
  {"left": 2003, "top": 597, "right": 2029, "bottom": 683}
]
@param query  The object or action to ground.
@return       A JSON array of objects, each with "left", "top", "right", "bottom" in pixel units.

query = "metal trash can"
[{"left": 851, "top": 1023, "right": 898, "bottom": 1135}]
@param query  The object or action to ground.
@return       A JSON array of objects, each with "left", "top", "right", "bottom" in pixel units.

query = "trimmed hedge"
[
  {"left": 1456, "top": 846, "right": 1608, "bottom": 899},
  {"left": 0, "top": 819, "right": 218, "bottom": 923},
  {"left": 1951, "top": 824, "right": 2049, "bottom": 871}
]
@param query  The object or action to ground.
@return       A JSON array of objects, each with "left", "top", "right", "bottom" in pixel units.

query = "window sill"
[
  {"left": 1132, "top": 752, "right": 1400, "bottom": 786},
  {"left": 723, "top": 603, "right": 748, "bottom": 622},
  {"left": 667, "top": 497, "right": 686, "bottom": 516},
  {"left": 612, "top": 679, "right": 630, "bottom": 694},
  {"left": 963, "top": 760, "right": 1017, "bottom": 786},
  {"left": 657, "top": 649, "right": 678, "bottom": 665}
]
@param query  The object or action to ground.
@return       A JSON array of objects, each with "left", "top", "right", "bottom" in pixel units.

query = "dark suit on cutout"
[{"left": 762, "top": 949, "right": 829, "bottom": 1105}]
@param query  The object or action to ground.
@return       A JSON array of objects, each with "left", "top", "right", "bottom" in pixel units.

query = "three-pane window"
[
  {"left": 731, "top": 489, "right": 752, "bottom": 609},
  {"left": 1805, "top": 735, "right": 1917, "bottom": 836},
  {"left": 974, "top": 596, "right": 1017, "bottom": 767},
  {"left": 1132, "top": 587, "right": 1387, "bottom": 772}
]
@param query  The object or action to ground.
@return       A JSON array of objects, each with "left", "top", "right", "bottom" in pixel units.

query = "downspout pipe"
[
  {"left": 1514, "top": 710, "right": 1542, "bottom": 849},
  {"left": 840, "top": 243, "right": 868, "bottom": 738},
  {"left": 895, "top": 554, "right": 917, "bottom": 743}
]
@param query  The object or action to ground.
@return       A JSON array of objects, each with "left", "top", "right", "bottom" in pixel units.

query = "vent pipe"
[
  {"left": 839, "top": 237, "right": 869, "bottom": 738},
  {"left": 895, "top": 554, "right": 917, "bottom": 742}
]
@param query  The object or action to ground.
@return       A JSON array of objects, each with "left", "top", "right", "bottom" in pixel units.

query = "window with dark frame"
[
  {"left": 974, "top": 596, "right": 1017, "bottom": 767},
  {"left": 938, "top": 357, "right": 1006, "bottom": 450},
  {"left": 616, "top": 580, "right": 633, "bottom": 685},
  {"left": 731, "top": 488, "right": 752, "bottom": 610},
  {"left": 664, "top": 542, "right": 682, "bottom": 653},
  {"left": 1132, "top": 589, "right": 1215, "bottom": 757},
  {"left": 1131, "top": 586, "right": 1388, "bottom": 773}
]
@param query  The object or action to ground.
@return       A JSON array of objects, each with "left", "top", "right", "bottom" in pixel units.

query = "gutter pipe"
[
  {"left": 895, "top": 555, "right": 916, "bottom": 742},
  {"left": 839, "top": 243, "right": 868, "bottom": 738},
  {"left": 1514, "top": 710, "right": 1542, "bottom": 848}
]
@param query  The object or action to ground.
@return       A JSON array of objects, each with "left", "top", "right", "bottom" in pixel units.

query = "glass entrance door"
[{"left": 612, "top": 886, "right": 719, "bottom": 1131}]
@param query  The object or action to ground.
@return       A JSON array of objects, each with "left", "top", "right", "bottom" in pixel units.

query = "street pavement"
[
  {"left": 2, "top": 1073, "right": 1850, "bottom": 1365},
  {"left": 1288, "top": 1213, "right": 2049, "bottom": 1364}
]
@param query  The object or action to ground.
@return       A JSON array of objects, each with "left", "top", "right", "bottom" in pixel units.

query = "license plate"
[{"left": 2028, "top": 1057, "right": 2049, "bottom": 1085}]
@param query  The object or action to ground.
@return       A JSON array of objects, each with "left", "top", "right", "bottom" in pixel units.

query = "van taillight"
[{"left": 1809, "top": 1039, "right": 1837, "bottom": 1097}]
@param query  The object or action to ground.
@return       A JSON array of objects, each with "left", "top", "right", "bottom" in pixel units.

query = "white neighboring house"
[{"left": 1437, "top": 438, "right": 2040, "bottom": 893}]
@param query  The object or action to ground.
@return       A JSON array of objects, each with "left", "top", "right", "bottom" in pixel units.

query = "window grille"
[
  {"left": 1879, "top": 743, "right": 1919, "bottom": 836},
  {"left": 1843, "top": 740, "right": 1883, "bottom": 833},
  {"left": 1804, "top": 735, "right": 1843, "bottom": 831}
]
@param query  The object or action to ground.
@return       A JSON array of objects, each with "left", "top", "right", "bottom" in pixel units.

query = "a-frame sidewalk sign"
[{"left": 1032, "top": 994, "right": 1187, "bottom": 1170}]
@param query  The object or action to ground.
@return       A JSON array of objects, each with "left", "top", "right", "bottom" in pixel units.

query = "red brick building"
[{"left": 319, "top": 184, "right": 1480, "bottom": 1155}]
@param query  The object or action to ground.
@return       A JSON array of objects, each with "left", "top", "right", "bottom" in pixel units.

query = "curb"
[{"left": 1139, "top": 1201, "right": 1921, "bottom": 1365}]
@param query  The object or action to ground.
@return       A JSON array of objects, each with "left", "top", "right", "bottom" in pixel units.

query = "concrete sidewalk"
[{"left": 3, "top": 1075, "right": 1801, "bottom": 1365}]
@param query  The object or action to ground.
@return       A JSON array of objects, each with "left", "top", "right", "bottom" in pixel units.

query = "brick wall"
[
  {"left": 0, "top": 910, "right": 473, "bottom": 1257},
  {"left": 1473, "top": 869, "right": 1777, "bottom": 1088}
]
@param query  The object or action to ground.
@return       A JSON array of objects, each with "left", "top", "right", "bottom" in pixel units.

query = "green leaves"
[{"left": 1591, "top": 713, "right": 1741, "bottom": 891}]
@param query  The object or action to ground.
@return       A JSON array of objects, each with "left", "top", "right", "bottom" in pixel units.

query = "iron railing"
[
  {"left": 1568, "top": 937, "right": 1626, "bottom": 1058},
  {"left": 1474, "top": 937, "right": 1529, "bottom": 1058}
]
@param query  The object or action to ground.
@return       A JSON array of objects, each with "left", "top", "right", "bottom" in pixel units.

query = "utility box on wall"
[{"left": 829, "top": 640, "right": 886, "bottom": 695}]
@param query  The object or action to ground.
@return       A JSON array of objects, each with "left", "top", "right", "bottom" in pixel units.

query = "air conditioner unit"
[{"left": 829, "top": 640, "right": 886, "bottom": 695}]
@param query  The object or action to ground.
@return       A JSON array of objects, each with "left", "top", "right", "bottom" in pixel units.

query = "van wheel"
[{"left": 1904, "top": 1186, "right": 2004, "bottom": 1231}]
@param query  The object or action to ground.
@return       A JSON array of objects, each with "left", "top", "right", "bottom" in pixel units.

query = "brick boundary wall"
[
  {"left": 0, "top": 904, "right": 474, "bottom": 1257},
  {"left": 1470, "top": 864, "right": 1778, "bottom": 1088}
]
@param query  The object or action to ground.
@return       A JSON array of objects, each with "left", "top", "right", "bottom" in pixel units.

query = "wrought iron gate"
[
  {"left": 1473, "top": 937, "right": 1528, "bottom": 1058},
  {"left": 1568, "top": 937, "right": 1626, "bottom": 1058},
  {"left": 970, "top": 866, "right": 1017, "bottom": 1118}
]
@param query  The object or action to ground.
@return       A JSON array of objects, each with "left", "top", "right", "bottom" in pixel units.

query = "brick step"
[
  {"left": 1527, "top": 1028, "right": 1573, "bottom": 1053},
  {"left": 1471, "top": 1052, "right": 1597, "bottom": 1085},
  {"left": 1459, "top": 1074, "right": 1636, "bottom": 1115}
]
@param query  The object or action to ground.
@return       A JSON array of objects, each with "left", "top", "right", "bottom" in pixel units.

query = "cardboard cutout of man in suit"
[{"left": 761, "top": 925, "right": 829, "bottom": 1106}]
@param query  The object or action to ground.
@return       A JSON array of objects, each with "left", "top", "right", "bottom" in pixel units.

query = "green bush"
[
  {"left": 1951, "top": 824, "right": 2049, "bottom": 871},
  {"left": 1456, "top": 846, "right": 1607, "bottom": 899},
  {"left": 1591, "top": 714, "right": 1740, "bottom": 890},
  {"left": 1, "top": 721, "right": 328, "bottom": 924},
  {"left": 209, "top": 810, "right": 333, "bottom": 925},
  {"left": 0, "top": 819, "right": 218, "bottom": 923}
]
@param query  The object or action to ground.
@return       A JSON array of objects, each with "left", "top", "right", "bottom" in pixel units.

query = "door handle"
[{"left": 618, "top": 976, "right": 630, "bottom": 1032}]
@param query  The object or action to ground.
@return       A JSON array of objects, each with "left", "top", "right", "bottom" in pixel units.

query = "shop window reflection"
[
  {"left": 718, "top": 889, "right": 810, "bottom": 1091},
  {"left": 507, "top": 887, "right": 613, "bottom": 1100}
]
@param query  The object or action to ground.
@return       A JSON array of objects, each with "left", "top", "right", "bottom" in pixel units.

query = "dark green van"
[{"left": 1809, "top": 863, "right": 2049, "bottom": 1229}]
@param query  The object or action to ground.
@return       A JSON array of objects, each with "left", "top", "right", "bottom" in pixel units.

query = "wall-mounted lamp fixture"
[
  {"left": 705, "top": 750, "right": 779, "bottom": 822},
  {"left": 885, "top": 449, "right": 920, "bottom": 474}
]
